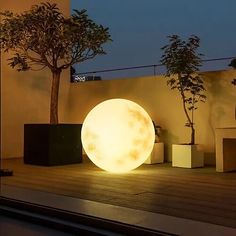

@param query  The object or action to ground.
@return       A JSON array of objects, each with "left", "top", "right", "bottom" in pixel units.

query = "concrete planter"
[
  {"left": 172, "top": 144, "right": 204, "bottom": 168},
  {"left": 215, "top": 127, "right": 236, "bottom": 172},
  {"left": 24, "top": 124, "right": 83, "bottom": 166},
  {"left": 145, "top": 142, "right": 164, "bottom": 164}
]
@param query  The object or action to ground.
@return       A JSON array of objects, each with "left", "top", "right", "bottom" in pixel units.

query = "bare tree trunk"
[
  {"left": 181, "top": 96, "right": 195, "bottom": 144},
  {"left": 190, "top": 96, "right": 195, "bottom": 145},
  {"left": 191, "top": 127, "right": 195, "bottom": 145},
  {"left": 50, "top": 70, "right": 61, "bottom": 124},
  {"left": 179, "top": 75, "right": 195, "bottom": 144}
]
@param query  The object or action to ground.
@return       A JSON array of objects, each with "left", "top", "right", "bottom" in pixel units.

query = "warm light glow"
[{"left": 81, "top": 99, "right": 155, "bottom": 173}]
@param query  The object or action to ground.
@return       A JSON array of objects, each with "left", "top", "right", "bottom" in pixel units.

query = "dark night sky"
[{"left": 71, "top": 0, "right": 236, "bottom": 79}]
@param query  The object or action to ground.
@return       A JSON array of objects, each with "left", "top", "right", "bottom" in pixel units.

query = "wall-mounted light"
[{"left": 81, "top": 99, "right": 155, "bottom": 173}]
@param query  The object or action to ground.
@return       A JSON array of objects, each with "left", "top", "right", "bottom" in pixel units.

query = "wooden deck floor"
[{"left": 1, "top": 158, "right": 236, "bottom": 228}]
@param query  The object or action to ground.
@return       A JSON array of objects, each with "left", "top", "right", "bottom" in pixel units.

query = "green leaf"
[{"left": 0, "top": 2, "right": 112, "bottom": 72}]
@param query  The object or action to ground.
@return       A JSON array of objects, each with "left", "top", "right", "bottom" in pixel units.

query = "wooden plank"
[{"left": 1, "top": 158, "right": 236, "bottom": 228}]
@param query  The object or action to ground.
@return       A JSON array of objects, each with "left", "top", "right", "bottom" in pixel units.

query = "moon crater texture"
[{"left": 81, "top": 99, "right": 155, "bottom": 173}]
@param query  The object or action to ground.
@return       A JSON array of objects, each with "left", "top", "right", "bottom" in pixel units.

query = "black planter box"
[{"left": 24, "top": 124, "right": 83, "bottom": 166}]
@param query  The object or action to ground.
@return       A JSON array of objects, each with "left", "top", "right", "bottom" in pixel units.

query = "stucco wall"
[
  {"left": 1, "top": 0, "right": 70, "bottom": 158},
  {"left": 66, "top": 70, "right": 236, "bottom": 164},
  {"left": 1, "top": 1, "right": 236, "bottom": 165}
]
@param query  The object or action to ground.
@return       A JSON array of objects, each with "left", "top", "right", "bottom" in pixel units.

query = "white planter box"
[
  {"left": 145, "top": 142, "right": 164, "bottom": 164},
  {"left": 172, "top": 144, "right": 204, "bottom": 168}
]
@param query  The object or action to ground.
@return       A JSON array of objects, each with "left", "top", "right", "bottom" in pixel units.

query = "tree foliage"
[
  {"left": 0, "top": 2, "right": 111, "bottom": 124},
  {"left": 161, "top": 35, "right": 206, "bottom": 144},
  {"left": 228, "top": 58, "right": 236, "bottom": 85},
  {"left": 0, "top": 2, "right": 111, "bottom": 72}
]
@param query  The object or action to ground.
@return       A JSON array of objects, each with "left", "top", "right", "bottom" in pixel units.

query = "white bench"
[{"left": 215, "top": 128, "right": 236, "bottom": 172}]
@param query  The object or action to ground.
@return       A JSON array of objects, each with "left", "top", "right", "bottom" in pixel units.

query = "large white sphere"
[{"left": 81, "top": 99, "right": 155, "bottom": 173}]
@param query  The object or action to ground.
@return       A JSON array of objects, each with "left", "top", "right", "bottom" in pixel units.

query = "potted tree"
[
  {"left": 160, "top": 35, "right": 206, "bottom": 168},
  {"left": 228, "top": 58, "right": 236, "bottom": 119},
  {"left": 0, "top": 2, "right": 111, "bottom": 166},
  {"left": 145, "top": 121, "right": 164, "bottom": 164}
]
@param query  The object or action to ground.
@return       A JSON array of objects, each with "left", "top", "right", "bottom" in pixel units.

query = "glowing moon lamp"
[{"left": 81, "top": 99, "right": 155, "bottom": 173}]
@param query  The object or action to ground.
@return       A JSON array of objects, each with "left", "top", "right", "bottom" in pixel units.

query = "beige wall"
[
  {"left": 65, "top": 70, "right": 236, "bottom": 164},
  {"left": 1, "top": 1, "right": 236, "bottom": 165},
  {"left": 1, "top": 0, "right": 70, "bottom": 158}
]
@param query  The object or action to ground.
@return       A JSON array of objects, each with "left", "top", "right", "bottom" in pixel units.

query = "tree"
[
  {"left": 229, "top": 58, "right": 236, "bottom": 85},
  {"left": 160, "top": 35, "right": 206, "bottom": 144},
  {"left": 0, "top": 2, "right": 111, "bottom": 124}
]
